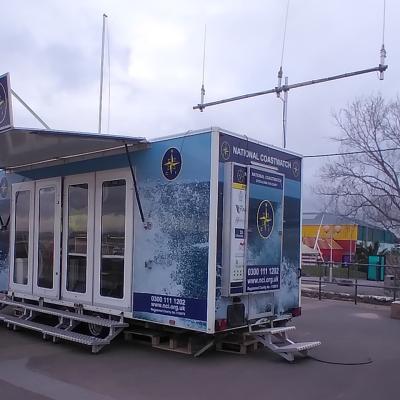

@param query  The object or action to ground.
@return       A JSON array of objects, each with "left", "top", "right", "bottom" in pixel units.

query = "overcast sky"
[{"left": 1, "top": 0, "right": 398, "bottom": 210}]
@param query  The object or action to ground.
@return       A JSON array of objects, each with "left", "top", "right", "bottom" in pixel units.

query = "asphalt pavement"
[{"left": 0, "top": 297, "right": 399, "bottom": 400}]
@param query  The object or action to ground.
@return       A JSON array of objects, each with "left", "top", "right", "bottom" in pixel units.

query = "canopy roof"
[
  {"left": 0, "top": 127, "right": 148, "bottom": 170},
  {"left": 301, "top": 243, "right": 320, "bottom": 255},
  {"left": 303, "top": 237, "right": 343, "bottom": 251}
]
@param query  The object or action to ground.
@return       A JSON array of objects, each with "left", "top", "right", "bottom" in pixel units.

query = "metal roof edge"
[
  {"left": 4, "top": 126, "right": 148, "bottom": 143},
  {"left": 149, "top": 127, "right": 215, "bottom": 142},
  {"left": 150, "top": 126, "right": 302, "bottom": 157}
]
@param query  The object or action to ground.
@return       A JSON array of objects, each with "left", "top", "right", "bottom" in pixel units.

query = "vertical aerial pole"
[
  {"left": 199, "top": 24, "right": 207, "bottom": 112},
  {"left": 282, "top": 76, "right": 288, "bottom": 148},
  {"left": 98, "top": 13, "right": 108, "bottom": 134},
  {"left": 379, "top": 0, "right": 387, "bottom": 80},
  {"left": 278, "top": 0, "right": 290, "bottom": 148}
]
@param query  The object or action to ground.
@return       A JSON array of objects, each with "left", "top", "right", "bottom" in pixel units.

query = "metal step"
[
  {"left": 274, "top": 341, "right": 321, "bottom": 353},
  {"left": 1, "top": 314, "right": 110, "bottom": 348},
  {"left": 0, "top": 299, "right": 128, "bottom": 328},
  {"left": 249, "top": 326, "right": 296, "bottom": 335},
  {"left": 254, "top": 324, "right": 321, "bottom": 362}
]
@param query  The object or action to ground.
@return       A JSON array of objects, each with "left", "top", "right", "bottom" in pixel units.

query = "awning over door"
[{"left": 0, "top": 127, "right": 148, "bottom": 170}]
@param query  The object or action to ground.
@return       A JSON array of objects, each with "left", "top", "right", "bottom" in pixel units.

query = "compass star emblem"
[
  {"left": 162, "top": 148, "right": 182, "bottom": 180},
  {"left": 257, "top": 200, "right": 274, "bottom": 239},
  {"left": 292, "top": 160, "right": 300, "bottom": 178},
  {"left": 220, "top": 141, "right": 231, "bottom": 161}
]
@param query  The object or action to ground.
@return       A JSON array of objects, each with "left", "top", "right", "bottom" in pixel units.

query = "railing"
[{"left": 301, "top": 262, "right": 400, "bottom": 304}]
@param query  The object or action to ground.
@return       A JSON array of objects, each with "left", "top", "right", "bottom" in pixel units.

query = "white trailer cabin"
[{"left": 0, "top": 126, "right": 319, "bottom": 359}]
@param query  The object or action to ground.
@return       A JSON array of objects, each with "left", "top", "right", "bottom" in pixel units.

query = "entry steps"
[
  {"left": 0, "top": 298, "right": 128, "bottom": 353},
  {"left": 216, "top": 325, "right": 320, "bottom": 361},
  {"left": 247, "top": 325, "right": 321, "bottom": 362}
]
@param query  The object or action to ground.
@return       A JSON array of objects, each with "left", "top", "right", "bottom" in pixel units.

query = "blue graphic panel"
[
  {"left": 246, "top": 167, "right": 283, "bottom": 293},
  {"left": 132, "top": 132, "right": 212, "bottom": 330},
  {"left": 216, "top": 132, "right": 302, "bottom": 320}
]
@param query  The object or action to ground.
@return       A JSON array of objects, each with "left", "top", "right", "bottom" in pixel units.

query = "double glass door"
[
  {"left": 10, "top": 169, "right": 133, "bottom": 310},
  {"left": 10, "top": 178, "right": 61, "bottom": 299}
]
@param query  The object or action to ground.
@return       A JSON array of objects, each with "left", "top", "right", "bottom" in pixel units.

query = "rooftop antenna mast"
[
  {"left": 277, "top": 0, "right": 290, "bottom": 148},
  {"left": 194, "top": 1, "right": 388, "bottom": 149},
  {"left": 199, "top": 24, "right": 207, "bottom": 112},
  {"left": 98, "top": 13, "right": 108, "bottom": 134}
]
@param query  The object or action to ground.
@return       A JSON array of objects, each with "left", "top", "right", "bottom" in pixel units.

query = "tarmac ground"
[{"left": 0, "top": 297, "right": 399, "bottom": 400}]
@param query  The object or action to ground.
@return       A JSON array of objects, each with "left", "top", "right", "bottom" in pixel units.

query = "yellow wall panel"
[{"left": 302, "top": 224, "right": 358, "bottom": 240}]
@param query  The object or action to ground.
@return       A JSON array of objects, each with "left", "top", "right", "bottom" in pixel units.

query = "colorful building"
[{"left": 302, "top": 212, "right": 398, "bottom": 264}]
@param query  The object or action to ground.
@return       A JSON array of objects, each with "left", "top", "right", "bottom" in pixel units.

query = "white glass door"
[
  {"left": 93, "top": 169, "right": 133, "bottom": 310},
  {"left": 61, "top": 173, "right": 95, "bottom": 303},
  {"left": 32, "top": 178, "right": 62, "bottom": 299},
  {"left": 9, "top": 181, "right": 35, "bottom": 294}
]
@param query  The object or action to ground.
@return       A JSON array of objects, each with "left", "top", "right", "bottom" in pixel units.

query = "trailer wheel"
[{"left": 88, "top": 322, "right": 105, "bottom": 337}]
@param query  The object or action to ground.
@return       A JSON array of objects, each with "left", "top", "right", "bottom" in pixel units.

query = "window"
[
  {"left": 13, "top": 190, "right": 30, "bottom": 285},
  {"left": 100, "top": 179, "right": 126, "bottom": 299},
  {"left": 37, "top": 187, "right": 55, "bottom": 289},
  {"left": 66, "top": 184, "right": 88, "bottom": 293}
]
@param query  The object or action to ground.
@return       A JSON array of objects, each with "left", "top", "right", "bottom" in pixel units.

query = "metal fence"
[{"left": 301, "top": 262, "right": 400, "bottom": 304}]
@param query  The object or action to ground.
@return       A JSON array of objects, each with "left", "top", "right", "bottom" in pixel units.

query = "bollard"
[
  {"left": 354, "top": 278, "right": 358, "bottom": 305},
  {"left": 319, "top": 274, "right": 322, "bottom": 301}
]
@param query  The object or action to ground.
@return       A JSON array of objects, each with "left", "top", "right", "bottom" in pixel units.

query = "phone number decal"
[
  {"left": 246, "top": 265, "right": 280, "bottom": 292},
  {"left": 133, "top": 292, "right": 207, "bottom": 321}
]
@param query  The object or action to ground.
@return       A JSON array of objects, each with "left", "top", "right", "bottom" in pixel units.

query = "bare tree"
[{"left": 316, "top": 95, "right": 400, "bottom": 234}]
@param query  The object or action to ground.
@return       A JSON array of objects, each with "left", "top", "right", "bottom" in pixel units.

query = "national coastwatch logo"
[
  {"left": 236, "top": 167, "right": 246, "bottom": 185},
  {"left": 220, "top": 141, "right": 231, "bottom": 161},
  {"left": 292, "top": 160, "right": 300, "bottom": 178},
  {"left": 257, "top": 200, "right": 274, "bottom": 239},
  {"left": 162, "top": 147, "right": 182, "bottom": 180}
]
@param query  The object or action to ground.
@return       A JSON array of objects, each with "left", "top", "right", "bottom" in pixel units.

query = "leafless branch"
[{"left": 315, "top": 95, "right": 400, "bottom": 235}]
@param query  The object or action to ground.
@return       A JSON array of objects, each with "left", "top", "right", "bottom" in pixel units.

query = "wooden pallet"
[
  {"left": 216, "top": 336, "right": 259, "bottom": 355},
  {"left": 124, "top": 328, "right": 169, "bottom": 346},
  {"left": 124, "top": 327, "right": 211, "bottom": 355}
]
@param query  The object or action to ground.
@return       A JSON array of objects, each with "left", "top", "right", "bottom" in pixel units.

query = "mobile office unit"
[{"left": 0, "top": 126, "right": 317, "bottom": 357}]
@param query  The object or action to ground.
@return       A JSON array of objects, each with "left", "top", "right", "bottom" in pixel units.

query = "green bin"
[{"left": 367, "top": 255, "right": 385, "bottom": 281}]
